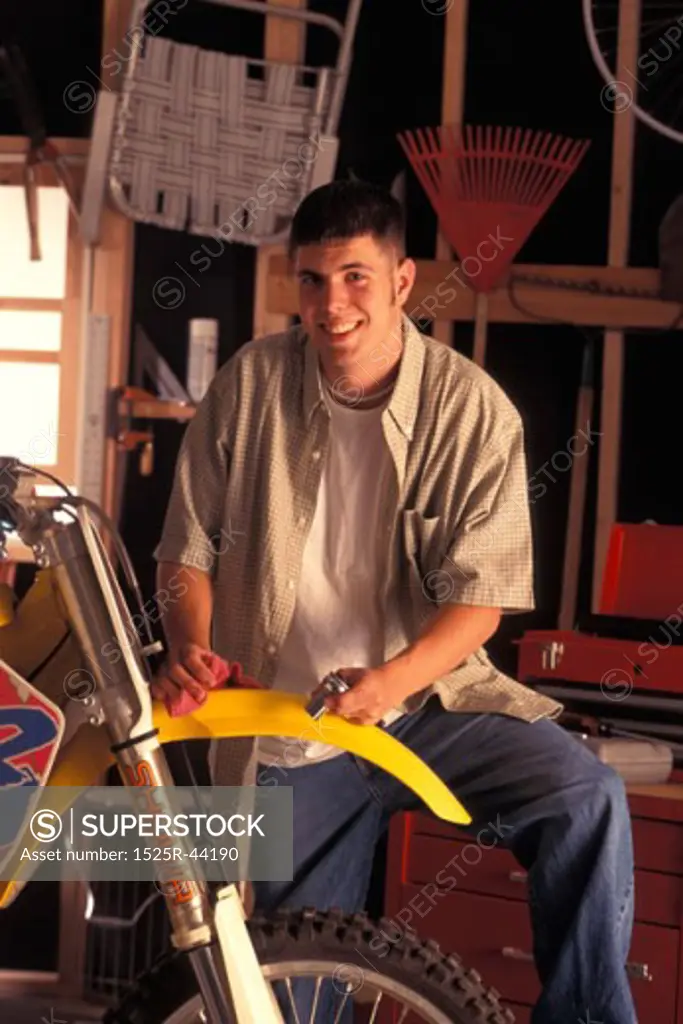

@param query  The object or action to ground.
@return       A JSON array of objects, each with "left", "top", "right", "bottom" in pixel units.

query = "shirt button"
[
  {"left": 288, "top": 579, "right": 295, "bottom": 591},
  {"left": 311, "top": 450, "right": 321, "bottom": 461},
  {"left": 298, "top": 515, "right": 306, "bottom": 527},
  {"left": 266, "top": 643, "right": 277, "bottom": 655}
]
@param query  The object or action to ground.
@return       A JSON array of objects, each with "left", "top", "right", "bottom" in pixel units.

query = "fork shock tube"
[
  {"left": 117, "top": 740, "right": 239, "bottom": 1024},
  {"left": 115, "top": 743, "right": 215, "bottom": 951},
  {"left": 39, "top": 515, "right": 215, "bottom": 946}
]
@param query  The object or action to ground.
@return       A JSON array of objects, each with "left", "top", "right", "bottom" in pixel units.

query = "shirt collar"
[{"left": 302, "top": 313, "right": 425, "bottom": 440}]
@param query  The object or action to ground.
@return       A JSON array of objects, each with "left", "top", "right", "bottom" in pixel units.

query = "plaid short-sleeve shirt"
[{"left": 154, "top": 315, "right": 562, "bottom": 785}]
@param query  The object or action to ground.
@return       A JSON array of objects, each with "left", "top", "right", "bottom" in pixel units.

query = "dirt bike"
[{"left": 0, "top": 457, "right": 516, "bottom": 1024}]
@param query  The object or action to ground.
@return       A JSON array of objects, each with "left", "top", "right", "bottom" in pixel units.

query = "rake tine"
[
  {"left": 508, "top": 126, "right": 530, "bottom": 204},
  {"left": 410, "top": 128, "right": 436, "bottom": 206},
  {"left": 438, "top": 124, "right": 455, "bottom": 207},
  {"left": 426, "top": 125, "right": 445, "bottom": 204},
  {"left": 518, "top": 129, "right": 550, "bottom": 206},
  {"left": 464, "top": 124, "right": 475, "bottom": 202},
  {"left": 492, "top": 129, "right": 505, "bottom": 205},
  {"left": 477, "top": 124, "right": 485, "bottom": 203},
  {"left": 528, "top": 134, "right": 569, "bottom": 208},
  {"left": 482, "top": 124, "right": 490, "bottom": 204},
  {"left": 449, "top": 123, "right": 467, "bottom": 202},
  {"left": 517, "top": 131, "right": 551, "bottom": 207}
]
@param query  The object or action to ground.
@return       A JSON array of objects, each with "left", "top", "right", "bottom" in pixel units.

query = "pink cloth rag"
[{"left": 164, "top": 652, "right": 262, "bottom": 717}]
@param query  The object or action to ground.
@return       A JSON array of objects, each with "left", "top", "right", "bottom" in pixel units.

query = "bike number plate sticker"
[
  {"left": 0, "top": 657, "right": 66, "bottom": 876},
  {"left": 0, "top": 658, "right": 65, "bottom": 789}
]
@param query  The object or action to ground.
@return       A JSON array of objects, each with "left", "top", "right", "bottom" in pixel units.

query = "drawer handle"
[
  {"left": 626, "top": 961, "right": 653, "bottom": 982},
  {"left": 501, "top": 946, "right": 534, "bottom": 963},
  {"left": 508, "top": 870, "right": 527, "bottom": 883}
]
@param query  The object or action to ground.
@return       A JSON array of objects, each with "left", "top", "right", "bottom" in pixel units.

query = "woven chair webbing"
[{"left": 112, "top": 35, "right": 328, "bottom": 236}]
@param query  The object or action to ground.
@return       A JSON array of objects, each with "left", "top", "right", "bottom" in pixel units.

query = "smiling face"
[{"left": 294, "top": 233, "right": 416, "bottom": 383}]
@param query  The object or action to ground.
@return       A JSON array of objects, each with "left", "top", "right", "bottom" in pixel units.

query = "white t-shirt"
[{"left": 256, "top": 383, "right": 403, "bottom": 768}]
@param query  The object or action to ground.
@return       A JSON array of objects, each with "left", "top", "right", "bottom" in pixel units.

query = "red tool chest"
[
  {"left": 517, "top": 628, "right": 683, "bottom": 695},
  {"left": 383, "top": 789, "right": 683, "bottom": 1023}
]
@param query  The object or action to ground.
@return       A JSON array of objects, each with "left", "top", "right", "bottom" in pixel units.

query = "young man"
[{"left": 152, "top": 180, "right": 637, "bottom": 1024}]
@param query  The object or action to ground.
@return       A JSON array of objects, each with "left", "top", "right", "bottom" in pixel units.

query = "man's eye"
[{"left": 348, "top": 272, "right": 366, "bottom": 283}]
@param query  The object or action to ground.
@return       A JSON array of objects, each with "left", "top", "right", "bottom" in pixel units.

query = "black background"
[{"left": 2, "top": 0, "right": 683, "bottom": 983}]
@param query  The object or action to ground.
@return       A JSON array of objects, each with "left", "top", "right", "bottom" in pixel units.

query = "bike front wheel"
[{"left": 104, "top": 907, "right": 516, "bottom": 1024}]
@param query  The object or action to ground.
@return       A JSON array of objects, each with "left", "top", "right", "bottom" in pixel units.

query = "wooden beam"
[
  {"left": 265, "top": 254, "right": 681, "bottom": 329},
  {"left": 0, "top": 137, "right": 89, "bottom": 158},
  {"left": 0, "top": 137, "right": 88, "bottom": 189},
  {"left": 592, "top": 0, "right": 642, "bottom": 611},
  {"left": 432, "top": 0, "right": 469, "bottom": 349},
  {"left": 0, "top": 350, "right": 59, "bottom": 363},
  {"left": 0, "top": 298, "right": 62, "bottom": 312},
  {"left": 118, "top": 390, "right": 196, "bottom": 422},
  {"left": 252, "top": 0, "right": 307, "bottom": 340},
  {"left": 95, "top": 0, "right": 137, "bottom": 525}
]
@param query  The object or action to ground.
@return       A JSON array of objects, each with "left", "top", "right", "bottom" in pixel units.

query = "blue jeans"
[{"left": 253, "top": 696, "right": 637, "bottom": 1024}]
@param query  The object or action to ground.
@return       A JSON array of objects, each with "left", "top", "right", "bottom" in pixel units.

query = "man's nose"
[{"left": 321, "top": 280, "right": 348, "bottom": 313}]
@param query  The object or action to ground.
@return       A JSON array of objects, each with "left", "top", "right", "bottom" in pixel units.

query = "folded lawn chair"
[{"left": 95, "top": 0, "right": 363, "bottom": 245}]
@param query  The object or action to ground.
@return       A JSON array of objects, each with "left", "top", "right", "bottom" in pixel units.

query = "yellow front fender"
[
  {"left": 157, "top": 689, "right": 470, "bottom": 824},
  {"left": 0, "top": 689, "right": 470, "bottom": 908}
]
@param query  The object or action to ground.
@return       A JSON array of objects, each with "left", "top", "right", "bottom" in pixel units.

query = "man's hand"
[
  {"left": 150, "top": 642, "right": 216, "bottom": 706},
  {"left": 318, "top": 666, "right": 409, "bottom": 726}
]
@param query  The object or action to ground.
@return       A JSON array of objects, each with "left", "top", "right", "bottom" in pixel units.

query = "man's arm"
[
  {"left": 157, "top": 562, "right": 213, "bottom": 655},
  {"left": 150, "top": 564, "right": 217, "bottom": 704},
  {"left": 326, "top": 604, "right": 500, "bottom": 724},
  {"left": 380, "top": 602, "right": 501, "bottom": 696},
  {"left": 150, "top": 360, "right": 237, "bottom": 705}
]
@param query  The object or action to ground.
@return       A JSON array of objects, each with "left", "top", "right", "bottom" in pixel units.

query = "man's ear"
[{"left": 394, "top": 256, "right": 416, "bottom": 308}]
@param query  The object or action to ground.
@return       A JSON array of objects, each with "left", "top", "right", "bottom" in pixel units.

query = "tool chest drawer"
[
  {"left": 388, "top": 886, "right": 678, "bottom": 1024},
  {"left": 391, "top": 886, "right": 538, "bottom": 1006},
  {"left": 406, "top": 833, "right": 682, "bottom": 928},
  {"left": 406, "top": 810, "right": 683, "bottom": 879},
  {"left": 632, "top": 817, "right": 683, "bottom": 874},
  {"left": 517, "top": 629, "right": 683, "bottom": 694},
  {"left": 406, "top": 834, "right": 529, "bottom": 903},
  {"left": 518, "top": 629, "right": 631, "bottom": 683}
]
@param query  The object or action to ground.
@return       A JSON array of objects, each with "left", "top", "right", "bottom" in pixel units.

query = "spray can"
[{"left": 187, "top": 319, "right": 218, "bottom": 403}]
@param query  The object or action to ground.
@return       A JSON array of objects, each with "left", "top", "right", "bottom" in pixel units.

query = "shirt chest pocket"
[{"left": 402, "top": 510, "right": 444, "bottom": 582}]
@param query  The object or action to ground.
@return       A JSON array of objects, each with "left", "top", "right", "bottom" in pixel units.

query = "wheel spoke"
[
  {"left": 283, "top": 978, "right": 302, "bottom": 1024},
  {"left": 331, "top": 990, "right": 352, "bottom": 1024},
  {"left": 308, "top": 976, "right": 323, "bottom": 1024},
  {"left": 368, "top": 990, "right": 384, "bottom": 1024}
]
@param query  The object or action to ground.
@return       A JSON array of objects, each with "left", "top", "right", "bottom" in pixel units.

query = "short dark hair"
[{"left": 287, "top": 179, "right": 405, "bottom": 260}]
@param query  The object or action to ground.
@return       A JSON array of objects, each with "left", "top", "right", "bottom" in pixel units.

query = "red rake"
[{"left": 397, "top": 124, "right": 590, "bottom": 363}]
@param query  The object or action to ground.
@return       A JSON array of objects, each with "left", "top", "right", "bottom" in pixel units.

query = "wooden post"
[
  {"left": 56, "top": 881, "right": 90, "bottom": 1000},
  {"left": 94, "top": 0, "right": 136, "bottom": 525},
  {"left": 52, "top": 0, "right": 136, "bottom": 998},
  {"left": 559, "top": 341, "right": 595, "bottom": 629},
  {"left": 252, "top": 0, "right": 307, "bottom": 340},
  {"left": 432, "top": 0, "right": 469, "bottom": 348},
  {"left": 592, "top": 0, "right": 642, "bottom": 611}
]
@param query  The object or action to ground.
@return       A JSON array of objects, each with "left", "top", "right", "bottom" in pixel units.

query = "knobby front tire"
[{"left": 104, "top": 907, "right": 516, "bottom": 1024}]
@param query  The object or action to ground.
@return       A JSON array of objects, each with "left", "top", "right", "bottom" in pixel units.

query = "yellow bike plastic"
[{"left": 0, "top": 689, "right": 470, "bottom": 908}]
